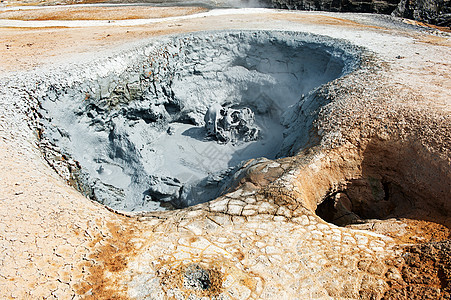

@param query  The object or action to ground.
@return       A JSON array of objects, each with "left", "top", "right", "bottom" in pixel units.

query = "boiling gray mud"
[{"left": 38, "top": 31, "right": 360, "bottom": 212}]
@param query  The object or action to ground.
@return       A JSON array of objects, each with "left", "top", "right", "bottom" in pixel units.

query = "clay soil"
[{"left": 0, "top": 5, "right": 450, "bottom": 299}]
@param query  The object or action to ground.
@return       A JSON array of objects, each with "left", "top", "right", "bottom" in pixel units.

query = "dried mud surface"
[
  {"left": 0, "top": 6, "right": 207, "bottom": 21},
  {"left": 0, "top": 6, "right": 450, "bottom": 299}
]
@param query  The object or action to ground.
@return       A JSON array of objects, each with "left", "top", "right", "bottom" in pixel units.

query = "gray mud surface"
[{"left": 30, "top": 31, "right": 362, "bottom": 212}]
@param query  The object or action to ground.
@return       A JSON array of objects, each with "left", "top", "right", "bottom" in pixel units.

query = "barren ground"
[{"left": 0, "top": 5, "right": 450, "bottom": 299}]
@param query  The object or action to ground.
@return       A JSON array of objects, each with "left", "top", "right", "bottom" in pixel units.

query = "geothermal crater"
[{"left": 39, "top": 31, "right": 359, "bottom": 212}]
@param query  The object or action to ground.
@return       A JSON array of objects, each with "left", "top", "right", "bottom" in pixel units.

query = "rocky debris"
[
  {"left": 392, "top": 0, "right": 451, "bottom": 27},
  {"left": 204, "top": 103, "right": 259, "bottom": 144},
  {"left": 270, "top": 0, "right": 401, "bottom": 15},
  {"left": 269, "top": 0, "right": 451, "bottom": 27}
]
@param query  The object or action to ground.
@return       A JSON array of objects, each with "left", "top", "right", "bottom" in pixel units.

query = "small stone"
[
  {"left": 167, "top": 126, "right": 175, "bottom": 135},
  {"left": 385, "top": 267, "right": 403, "bottom": 282},
  {"left": 183, "top": 264, "right": 211, "bottom": 291}
]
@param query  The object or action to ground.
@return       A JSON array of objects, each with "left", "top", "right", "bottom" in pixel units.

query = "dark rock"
[
  {"left": 268, "top": 0, "right": 451, "bottom": 27},
  {"left": 183, "top": 264, "right": 211, "bottom": 291},
  {"left": 269, "top": 0, "right": 400, "bottom": 15},
  {"left": 167, "top": 126, "right": 175, "bottom": 135},
  {"left": 392, "top": 0, "right": 451, "bottom": 27}
]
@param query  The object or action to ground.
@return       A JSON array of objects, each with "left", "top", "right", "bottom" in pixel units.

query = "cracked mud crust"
[{"left": 0, "top": 6, "right": 450, "bottom": 299}]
